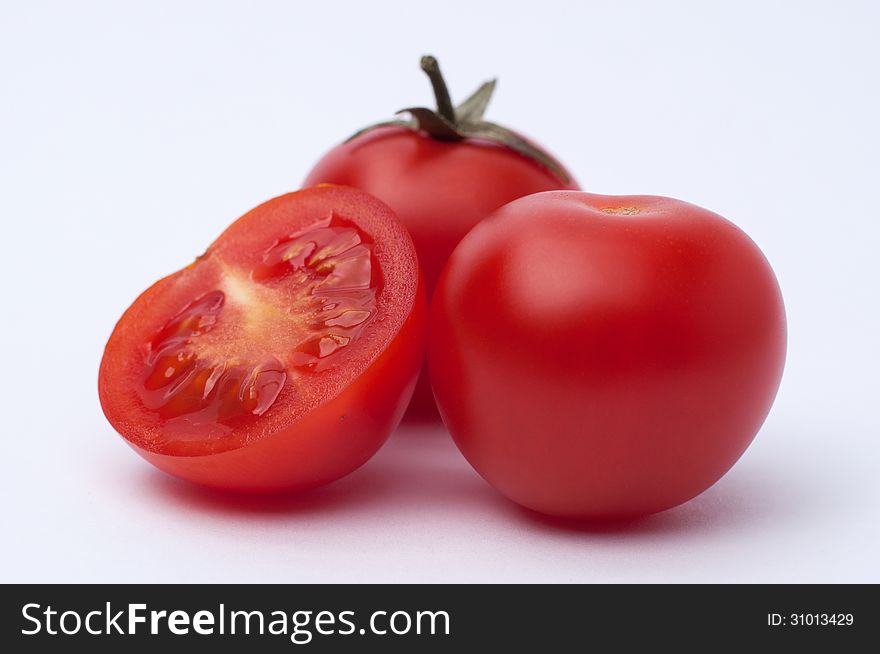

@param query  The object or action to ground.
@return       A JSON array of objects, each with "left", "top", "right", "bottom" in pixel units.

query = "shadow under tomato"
[
  {"left": 137, "top": 423, "right": 498, "bottom": 518},
  {"left": 140, "top": 466, "right": 401, "bottom": 517},
  {"left": 136, "top": 425, "right": 814, "bottom": 541}
]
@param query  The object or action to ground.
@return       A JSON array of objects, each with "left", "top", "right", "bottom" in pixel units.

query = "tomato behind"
[
  {"left": 305, "top": 56, "right": 580, "bottom": 421},
  {"left": 99, "top": 186, "right": 425, "bottom": 492},
  {"left": 305, "top": 127, "right": 578, "bottom": 419},
  {"left": 306, "top": 126, "right": 577, "bottom": 296}
]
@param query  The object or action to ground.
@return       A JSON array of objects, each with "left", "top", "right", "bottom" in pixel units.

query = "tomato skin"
[
  {"left": 305, "top": 126, "right": 578, "bottom": 418},
  {"left": 429, "top": 191, "right": 786, "bottom": 518},
  {"left": 99, "top": 186, "right": 426, "bottom": 493}
]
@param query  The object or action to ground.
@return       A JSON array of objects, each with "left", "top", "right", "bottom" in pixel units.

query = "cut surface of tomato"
[{"left": 99, "top": 186, "right": 425, "bottom": 491}]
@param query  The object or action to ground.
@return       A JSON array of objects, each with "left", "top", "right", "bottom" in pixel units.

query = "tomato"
[
  {"left": 429, "top": 191, "right": 786, "bottom": 519},
  {"left": 99, "top": 185, "right": 426, "bottom": 492},
  {"left": 305, "top": 56, "right": 578, "bottom": 420}
]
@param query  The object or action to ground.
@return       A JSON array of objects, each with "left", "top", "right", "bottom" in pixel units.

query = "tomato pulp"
[
  {"left": 99, "top": 186, "right": 426, "bottom": 492},
  {"left": 430, "top": 191, "right": 786, "bottom": 518},
  {"left": 305, "top": 57, "right": 578, "bottom": 419}
]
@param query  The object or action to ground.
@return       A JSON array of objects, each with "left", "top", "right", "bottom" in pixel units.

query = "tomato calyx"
[{"left": 347, "top": 55, "right": 571, "bottom": 183}]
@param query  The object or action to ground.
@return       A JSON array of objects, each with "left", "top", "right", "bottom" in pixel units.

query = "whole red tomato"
[
  {"left": 305, "top": 56, "right": 578, "bottom": 419},
  {"left": 99, "top": 186, "right": 425, "bottom": 492},
  {"left": 429, "top": 191, "right": 786, "bottom": 518}
]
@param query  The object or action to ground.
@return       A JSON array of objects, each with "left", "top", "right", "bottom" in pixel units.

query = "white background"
[{"left": 1, "top": 1, "right": 878, "bottom": 583}]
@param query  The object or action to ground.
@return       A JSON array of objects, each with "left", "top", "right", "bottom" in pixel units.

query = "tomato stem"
[
  {"left": 420, "top": 55, "right": 456, "bottom": 123},
  {"left": 346, "top": 56, "right": 572, "bottom": 183}
]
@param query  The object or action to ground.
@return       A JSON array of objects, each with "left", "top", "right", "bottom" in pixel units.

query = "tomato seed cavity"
[{"left": 138, "top": 216, "right": 379, "bottom": 425}]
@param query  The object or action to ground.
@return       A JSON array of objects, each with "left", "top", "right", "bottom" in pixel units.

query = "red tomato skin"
[
  {"left": 305, "top": 127, "right": 579, "bottom": 295},
  {"left": 99, "top": 186, "right": 426, "bottom": 493},
  {"left": 305, "top": 126, "right": 579, "bottom": 418},
  {"left": 130, "top": 289, "right": 425, "bottom": 492},
  {"left": 429, "top": 191, "right": 786, "bottom": 519}
]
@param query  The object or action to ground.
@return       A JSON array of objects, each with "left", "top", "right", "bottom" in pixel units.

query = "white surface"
[{"left": 1, "top": 1, "right": 878, "bottom": 583}]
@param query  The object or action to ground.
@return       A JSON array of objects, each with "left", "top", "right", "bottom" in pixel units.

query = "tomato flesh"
[
  {"left": 140, "top": 289, "right": 287, "bottom": 425},
  {"left": 99, "top": 186, "right": 425, "bottom": 491}
]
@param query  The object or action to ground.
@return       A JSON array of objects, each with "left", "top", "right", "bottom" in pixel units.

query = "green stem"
[{"left": 420, "top": 55, "right": 456, "bottom": 123}]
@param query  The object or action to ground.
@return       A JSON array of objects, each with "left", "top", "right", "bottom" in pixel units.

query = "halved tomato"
[{"left": 99, "top": 186, "right": 425, "bottom": 492}]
